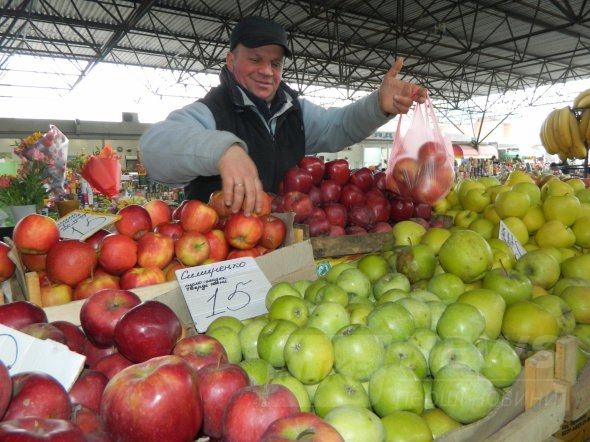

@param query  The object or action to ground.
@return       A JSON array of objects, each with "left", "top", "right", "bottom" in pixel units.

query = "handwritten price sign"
[
  {"left": 176, "top": 258, "right": 272, "bottom": 333},
  {"left": 498, "top": 220, "right": 527, "bottom": 259},
  {"left": 57, "top": 210, "right": 120, "bottom": 240}
]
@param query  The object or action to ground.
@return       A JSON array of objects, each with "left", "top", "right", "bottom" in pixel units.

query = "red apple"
[
  {"left": 100, "top": 355, "right": 203, "bottom": 442},
  {"left": 154, "top": 220, "right": 184, "bottom": 241},
  {"left": 224, "top": 213, "right": 264, "bottom": 250},
  {"left": 114, "top": 300, "right": 182, "bottom": 363},
  {"left": 365, "top": 187, "right": 385, "bottom": 199},
  {"left": 208, "top": 190, "right": 233, "bottom": 219},
  {"left": 347, "top": 204, "right": 376, "bottom": 230},
  {"left": 0, "top": 242, "right": 14, "bottom": 282},
  {"left": 40, "top": 283, "right": 73, "bottom": 307},
  {"left": 271, "top": 194, "right": 285, "bottom": 212},
  {"left": 204, "top": 229, "right": 230, "bottom": 262},
  {"left": 307, "top": 186, "right": 322, "bottom": 206},
  {"left": 197, "top": 363, "right": 250, "bottom": 439},
  {"left": 412, "top": 174, "right": 447, "bottom": 205},
  {"left": 282, "top": 166, "right": 314, "bottom": 194},
  {"left": 0, "top": 300, "right": 47, "bottom": 330},
  {"left": 222, "top": 384, "right": 300, "bottom": 442},
  {"left": 71, "top": 403, "right": 111, "bottom": 441},
  {"left": 175, "top": 231, "right": 211, "bottom": 266},
  {"left": 115, "top": 204, "right": 152, "bottom": 240},
  {"left": 164, "top": 259, "right": 186, "bottom": 281},
  {"left": 417, "top": 141, "right": 448, "bottom": 163},
  {"left": 180, "top": 199, "right": 219, "bottom": 234},
  {"left": 19, "top": 322, "right": 66, "bottom": 344},
  {"left": 319, "top": 179, "right": 342, "bottom": 205},
  {"left": 349, "top": 167, "right": 375, "bottom": 192},
  {"left": 253, "top": 191, "right": 274, "bottom": 217},
  {"left": 309, "top": 207, "right": 326, "bottom": 219},
  {"left": 258, "top": 215, "right": 287, "bottom": 250},
  {"left": 306, "top": 215, "right": 332, "bottom": 237},
  {"left": 0, "top": 360, "right": 11, "bottom": 420},
  {"left": 84, "top": 228, "right": 110, "bottom": 251},
  {"left": 324, "top": 159, "right": 350, "bottom": 185},
  {"left": 390, "top": 157, "right": 419, "bottom": 198},
  {"left": 12, "top": 214, "right": 59, "bottom": 254},
  {"left": 69, "top": 369, "right": 109, "bottom": 413},
  {"left": 299, "top": 156, "right": 325, "bottom": 186},
  {"left": 119, "top": 266, "right": 166, "bottom": 290},
  {"left": 413, "top": 202, "right": 433, "bottom": 219},
  {"left": 97, "top": 233, "right": 138, "bottom": 276},
  {"left": 50, "top": 320, "right": 87, "bottom": 354},
  {"left": 389, "top": 197, "right": 415, "bottom": 222},
  {"left": 137, "top": 232, "right": 175, "bottom": 269},
  {"left": 282, "top": 191, "right": 313, "bottom": 223},
  {"left": 80, "top": 288, "right": 141, "bottom": 347},
  {"left": 143, "top": 199, "right": 172, "bottom": 228},
  {"left": 4, "top": 372, "right": 72, "bottom": 420},
  {"left": 260, "top": 411, "right": 345, "bottom": 442},
  {"left": 173, "top": 334, "right": 228, "bottom": 373},
  {"left": 369, "top": 221, "right": 393, "bottom": 233},
  {"left": 19, "top": 251, "right": 46, "bottom": 272},
  {"left": 324, "top": 203, "right": 347, "bottom": 228},
  {"left": 366, "top": 194, "right": 391, "bottom": 222},
  {"left": 46, "top": 240, "right": 97, "bottom": 287},
  {"left": 374, "top": 171, "right": 387, "bottom": 191},
  {"left": 345, "top": 225, "right": 368, "bottom": 235},
  {"left": 84, "top": 341, "right": 117, "bottom": 369},
  {"left": 172, "top": 200, "right": 188, "bottom": 220},
  {"left": 73, "top": 273, "right": 120, "bottom": 301},
  {"left": 329, "top": 225, "right": 346, "bottom": 236},
  {"left": 226, "top": 248, "right": 261, "bottom": 259},
  {"left": 339, "top": 183, "right": 366, "bottom": 209},
  {"left": 0, "top": 418, "right": 85, "bottom": 441},
  {"left": 93, "top": 352, "right": 134, "bottom": 379}
]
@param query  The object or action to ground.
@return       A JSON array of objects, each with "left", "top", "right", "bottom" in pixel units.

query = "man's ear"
[{"left": 226, "top": 51, "right": 235, "bottom": 71}]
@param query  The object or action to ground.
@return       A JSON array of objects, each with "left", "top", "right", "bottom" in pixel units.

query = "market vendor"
[{"left": 140, "top": 16, "right": 427, "bottom": 215}]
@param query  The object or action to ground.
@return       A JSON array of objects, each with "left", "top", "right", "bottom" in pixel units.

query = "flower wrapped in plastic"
[
  {"left": 81, "top": 145, "right": 122, "bottom": 198},
  {"left": 14, "top": 125, "right": 69, "bottom": 198}
]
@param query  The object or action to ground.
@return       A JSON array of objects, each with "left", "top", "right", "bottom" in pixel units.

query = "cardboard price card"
[
  {"left": 176, "top": 258, "right": 272, "bottom": 333},
  {"left": 498, "top": 220, "right": 527, "bottom": 259},
  {"left": 57, "top": 210, "right": 120, "bottom": 240}
]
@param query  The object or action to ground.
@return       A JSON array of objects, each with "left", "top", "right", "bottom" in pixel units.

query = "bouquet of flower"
[{"left": 81, "top": 145, "right": 121, "bottom": 198}]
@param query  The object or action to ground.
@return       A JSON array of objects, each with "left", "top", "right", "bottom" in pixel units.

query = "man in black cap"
[{"left": 140, "top": 16, "right": 427, "bottom": 214}]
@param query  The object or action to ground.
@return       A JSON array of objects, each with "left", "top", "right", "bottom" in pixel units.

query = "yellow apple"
[
  {"left": 541, "top": 179, "right": 575, "bottom": 200},
  {"left": 578, "top": 203, "right": 590, "bottom": 218},
  {"left": 433, "top": 198, "right": 451, "bottom": 214},
  {"left": 462, "top": 188, "right": 491, "bottom": 213},
  {"left": 485, "top": 184, "right": 510, "bottom": 203},
  {"left": 483, "top": 204, "right": 501, "bottom": 224},
  {"left": 420, "top": 227, "right": 451, "bottom": 256},
  {"left": 506, "top": 170, "right": 535, "bottom": 186},
  {"left": 457, "top": 179, "right": 485, "bottom": 204},
  {"left": 531, "top": 285, "right": 550, "bottom": 298},
  {"left": 502, "top": 301, "right": 559, "bottom": 350},
  {"left": 454, "top": 210, "right": 479, "bottom": 228},
  {"left": 575, "top": 188, "right": 590, "bottom": 204},
  {"left": 558, "top": 247, "right": 581, "bottom": 261},
  {"left": 571, "top": 216, "right": 590, "bottom": 248},
  {"left": 487, "top": 238, "right": 517, "bottom": 269},
  {"left": 521, "top": 206, "right": 545, "bottom": 233},
  {"left": 446, "top": 190, "right": 459, "bottom": 207},
  {"left": 535, "top": 220, "right": 576, "bottom": 248},
  {"left": 524, "top": 243, "right": 539, "bottom": 252},
  {"left": 542, "top": 195, "right": 581, "bottom": 226},
  {"left": 468, "top": 218, "right": 495, "bottom": 240},
  {"left": 511, "top": 181, "right": 541, "bottom": 207},
  {"left": 495, "top": 217, "right": 529, "bottom": 246},
  {"left": 566, "top": 178, "right": 585, "bottom": 192},
  {"left": 494, "top": 191, "right": 530, "bottom": 219}
]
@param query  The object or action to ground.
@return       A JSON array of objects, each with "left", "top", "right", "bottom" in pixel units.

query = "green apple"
[
  {"left": 377, "top": 289, "right": 409, "bottom": 304},
  {"left": 515, "top": 249, "right": 561, "bottom": 289},
  {"left": 552, "top": 276, "right": 590, "bottom": 297},
  {"left": 239, "top": 357, "right": 275, "bottom": 385},
  {"left": 420, "top": 227, "right": 451, "bottom": 255},
  {"left": 381, "top": 411, "right": 433, "bottom": 442},
  {"left": 427, "top": 300, "right": 447, "bottom": 331},
  {"left": 573, "top": 324, "right": 590, "bottom": 353},
  {"left": 488, "top": 238, "right": 517, "bottom": 270},
  {"left": 541, "top": 178, "right": 575, "bottom": 199},
  {"left": 367, "top": 302, "right": 416, "bottom": 346},
  {"left": 347, "top": 301, "right": 374, "bottom": 325},
  {"left": 427, "top": 273, "right": 465, "bottom": 304},
  {"left": 482, "top": 268, "right": 532, "bottom": 306},
  {"left": 561, "top": 253, "right": 590, "bottom": 280},
  {"left": 304, "top": 279, "right": 328, "bottom": 303},
  {"left": 576, "top": 187, "right": 590, "bottom": 203},
  {"left": 498, "top": 216, "right": 529, "bottom": 245},
  {"left": 238, "top": 316, "right": 268, "bottom": 360},
  {"left": 313, "top": 373, "right": 370, "bottom": 417},
  {"left": 468, "top": 218, "right": 495, "bottom": 240},
  {"left": 257, "top": 319, "right": 298, "bottom": 368},
  {"left": 326, "top": 261, "right": 357, "bottom": 283},
  {"left": 572, "top": 216, "right": 590, "bottom": 248},
  {"left": 483, "top": 204, "right": 502, "bottom": 224},
  {"left": 457, "top": 178, "right": 485, "bottom": 202},
  {"left": 316, "top": 283, "right": 349, "bottom": 307},
  {"left": 512, "top": 181, "right": 541, "bottom": 207},
  {"left": 501, "top": 301, "right": 559, "bottom": 350},
  {"left": 336, "top": 268, "right": 372, "bottom": 299},
  {"left": 432, "top": 362, "right": 500, "bottom": 424},
  {"left": 292, "top": 279, "right": 313, "bottom": 297},
  {"left": 206, "top": 325, "right": 242, "bottom": 363},
  {"left": 356, "top": 253, "right": 390, "bottom": 283},
  {"left": 206, "top": 315, "right": 244, "bottom": 334},
  {"left": 544, "top": 194, "right": 581, "bottom": 227},
  {"left": 422, "top": 378, "right": 434, "bottom": 410},
  {"left": 457, "top": 288, "right": 506, "bottom": 339},
  {"left": 332, "top": 324, "right": 385, "bottom": 382},
  {"left": 373, "top": 272, "right": 411, "bottom": 300},
  {"left": 532, "top": 295, "right": 576, "bottom": 335},
  {"left": 409, "top": 289, "right": 440, "bottom": 303},
  {"left": 395, "top": 298, "right": 431, "bottom": 329},
  {"left": 566, "top": 178, "right": 586, "bottom": 192},
  {"left": 408, "top": 327, "right": 440, "bottom": 366},
  {"left": 369, "top": 364, "right": 424, "bottom": 416},
  {"left": 476, "top": 338, "right": 522, "bottom": 388},
  {"left": 396, "top": 244, "right": 437, "bottom": 284},
  {"left": 494, "top": 190, "right": 530, "bottom": 218},
  {"left": 324, "top": 405, "right": 385, "bottom": 442},
  {"left": 270, "top": 372, "right": 312, "bottom": 412},
  {"left": 535, "top": 220, "right": 576, "bottom": 248},
  {"left": 506, "top": 169, "right": 535, "bottom": 186},
  {"left": 462, "top": 187, "right": 491, "bottom": 213},
  {"left": 384, "top": 340, "right": 428, "bottom": 379},
  {"left": 306, "top": 302, "right": 350, "bottom": 338},
  {"left": 454, "top": 209, "right": 479, "bottom": 228},
  {"left": 560, "top": 286, "right": 590, "bottom": 324},
  {"left": 436, "top": 302, "right": 485, "bottom": 343},
  {"left": 438, "top": 230, "right": 493, "bottom": 283},
  {"left": 268, "top": 295, "right": 308, "bottom": 327},
  {"left": 284, "top": 326, "right": 334, "bottom": 384},
  {"left": 580, "top": 202, "right": 590, "bottom": 218},
  {"left": 428, "top": 338, "right": 484, "bottom": 376},
  {"left": 521, "top": 206, "right": 546, "bottom": 233},
  {"left": 421, "top": 408, "right": 462, "bottom": 439},
  {"left": 265, "top": 281, "right": 302, "bottom": 310},
  {"left": 392, "top": 220, "right": 427, "bottom": 246},
  {"left": 478, "top": 176, "right": 501, "bottom": 188}
]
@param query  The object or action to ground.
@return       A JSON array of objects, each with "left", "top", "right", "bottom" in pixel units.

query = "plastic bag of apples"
[{"left": 385, "top": 93, "right": 455, "bottom": 205}]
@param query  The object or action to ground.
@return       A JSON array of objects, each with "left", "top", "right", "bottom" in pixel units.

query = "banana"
[
  {"left": 568, "top": 109, "right": 587, "bottom": 159},
  {"left": 557, "top": 107, "right": 574, "bottom": 157},
  {"left": 579, "top": 109, "right": 590, "bottom": 141},
  {"left": 574, "top": 89, "right": 590, "bottom": 109},
  {"left": 550, "top": 109, "right": 569, "bottom": 157},
  {"left": 542, "top": 113, "right": 559, "bottom": 155}
]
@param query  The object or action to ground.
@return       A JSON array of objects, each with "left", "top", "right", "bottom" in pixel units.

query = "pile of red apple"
[
  {"left": 0, "top": 295, "right": 342, "bottom": 441},
  {"left": 273, "top": 156, "right": 435, "bottom": 237},
  {"left": 10, "top": 192, "right": 287, "bottom": 307}
]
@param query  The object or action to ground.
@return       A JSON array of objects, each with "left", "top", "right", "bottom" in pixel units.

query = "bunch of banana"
[
  {"left": 540, "top": 106, "right": 587, "bottom": 160},
  {"left": 574, "top": 89, "right": 590, "bottom": 109}
]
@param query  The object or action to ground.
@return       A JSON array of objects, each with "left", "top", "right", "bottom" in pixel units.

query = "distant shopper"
[{"left": 140, "top": 16, "right": 427, "bottom": 214}]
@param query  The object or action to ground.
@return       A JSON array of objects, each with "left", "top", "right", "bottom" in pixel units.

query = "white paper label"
[
  {"left": 176, "top": 257, "right": 272, "bottom": 333},
  {"left": 57, "top": 210, "right": 120, "bottom": 240},
  {"left": 498, "top": 220, "right": 527, "bottom": 259},
  {"left": 0, "top": 324, "right": 86, "bottom": 391}
]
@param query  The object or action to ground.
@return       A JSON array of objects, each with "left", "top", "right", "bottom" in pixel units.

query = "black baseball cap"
[{"left": 230, "top": 16, "right": 292, "bottom": 58}]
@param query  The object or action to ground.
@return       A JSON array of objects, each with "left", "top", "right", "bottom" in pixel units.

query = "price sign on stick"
[
  {"left": 0, "top": 324, "right": 85, "bottom": 391},
  {"left": 57, "top": 210, "right": 120, "bottom": 240},
  {"left": 176, "top": 258, "right": 272, "bottom": 333},
  {"left": 498, "top": 220, "right": 527, "bottom": 259}
]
